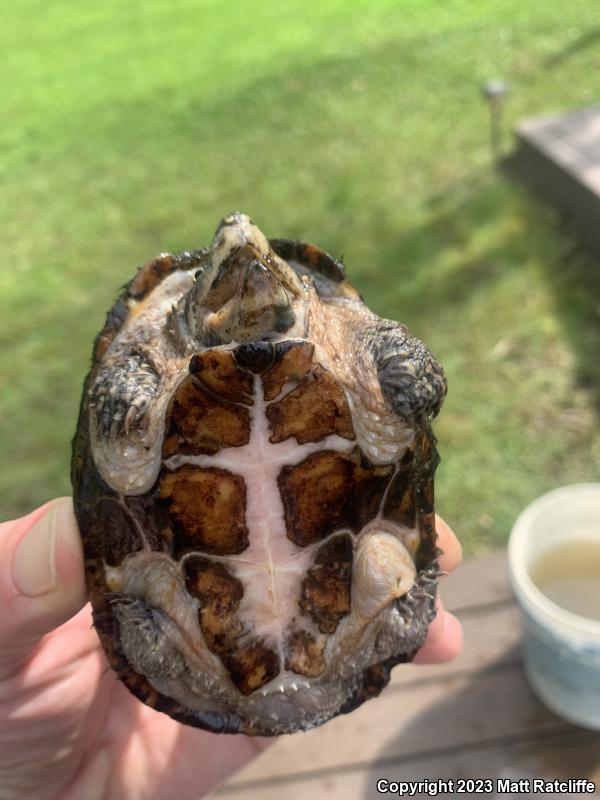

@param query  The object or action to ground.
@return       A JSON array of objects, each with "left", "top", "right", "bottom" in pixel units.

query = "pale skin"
[{"left": 0, "top": 498, "right": 462, "bottom": 800}]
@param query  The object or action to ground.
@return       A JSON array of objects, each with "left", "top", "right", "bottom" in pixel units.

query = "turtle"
[{"left": 71, "top": 211, "right": 447, "bottom": 736}]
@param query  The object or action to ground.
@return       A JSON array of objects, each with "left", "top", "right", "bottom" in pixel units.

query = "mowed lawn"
[{"left": 1, "top": 0, "right": 599, "bottom": 551}]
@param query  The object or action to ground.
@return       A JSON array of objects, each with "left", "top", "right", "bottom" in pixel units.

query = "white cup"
[{"left": 508, "top": 483, "right": 600, "bottom": 730}]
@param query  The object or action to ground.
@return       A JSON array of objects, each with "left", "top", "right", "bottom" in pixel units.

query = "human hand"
[
  {"left": 0, "top": 498, "right": 271, "bottom": 800},
  {"left": 413, "top": 515, "right": 463, "bottom": 664},
  {"left": 0, "top": 500, "right": 461, "bottom": 800}
]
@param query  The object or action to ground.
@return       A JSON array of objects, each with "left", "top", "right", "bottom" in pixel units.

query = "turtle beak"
[
  {"left": 210, "top": 212, "right": 271, "bottom": 269},
  {"left": 188, "top": 214, "right": 303, "bottom": 344}
]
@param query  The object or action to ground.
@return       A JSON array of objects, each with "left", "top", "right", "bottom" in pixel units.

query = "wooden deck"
[
  {"left": 505, "top": 104, "right": 600, "bottom": 257},
  {"left": 216, "top": 553, "right": 600, "bottom": 799}
]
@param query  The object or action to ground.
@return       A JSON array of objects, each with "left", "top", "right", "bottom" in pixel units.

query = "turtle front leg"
[
  {"left": 371, "top": 322, "right": 447, "bottom": 425},
  {"left": 90, "top": 352, "right": 161, "bottom": 438}
]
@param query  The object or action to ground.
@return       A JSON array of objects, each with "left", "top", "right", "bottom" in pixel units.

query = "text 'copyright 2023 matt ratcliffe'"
[{"left": 376, "top": 778, "right": 596, "bottom": 795}]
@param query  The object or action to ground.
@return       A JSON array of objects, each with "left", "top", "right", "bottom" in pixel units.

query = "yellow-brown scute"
[
  {"left": 162, "top": 374, "right": 250, "bottom": 457},
  {"left": 261, "top": 340, "right": 314, "bottom": 400},
  {"left": 266, "top": 364, "right": 355, "bottom": 444},
  {"left": 278, "top": 449, "right": 393, "bottom": 546},
  {"left": 160, "top": 466, "right": 248, "bottom": 555},
  {"left": 184, "top": 557, "right": 282, "bottom": 694},
  {"left": 184, "top": 557, "right": 245, "bottom": 653},
  {"left": 189, "top": 349, "right": 254, "bottom": 403},
  {"left": 285, "top": 631, "right": 326, "bottom": 677},
  {"left": 222, "top": 642, "right": 280, "bottom": 695},
  {"left": 299, "top": 535, "right": 353, "bottom": 634}
]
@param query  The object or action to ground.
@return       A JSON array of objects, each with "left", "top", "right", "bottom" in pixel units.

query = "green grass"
[{"left": 1, "top": 0, "right": 599, "bottom": 552}]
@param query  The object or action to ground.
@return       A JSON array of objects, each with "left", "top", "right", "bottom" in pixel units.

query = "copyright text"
[{"left": 376, "top": 778, "right": 596, "bottom": 795}]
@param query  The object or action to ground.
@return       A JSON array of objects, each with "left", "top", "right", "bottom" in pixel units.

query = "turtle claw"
[{"left": 124, "top": 396, "right": 151, "bottom": 435}]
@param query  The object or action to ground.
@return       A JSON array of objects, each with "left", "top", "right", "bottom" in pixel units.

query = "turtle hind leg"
[{"left": 109, "top": 594, "right": 186, "bottom": 680}]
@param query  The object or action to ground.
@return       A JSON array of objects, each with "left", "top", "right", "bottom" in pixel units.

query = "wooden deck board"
[
  {"left": 215, "top": 554, "right": 600, "bottom": 798},
  {"left": 438, "top": 550, "right": 511, "bottom": 612},
  {"left": 505, "top": 104, "right": 600, "bottom": 257},
  {"left": 218, "top": 729, "right": 599, "bottom": 800}
]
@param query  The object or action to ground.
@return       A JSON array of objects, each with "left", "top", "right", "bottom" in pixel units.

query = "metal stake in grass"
[{"left": 481, "top": 79, "right": 508, "bottom": 160}]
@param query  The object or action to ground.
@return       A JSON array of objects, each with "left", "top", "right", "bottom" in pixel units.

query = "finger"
[
  {"left": 435, "top": 514, "right": 462, "bottom": 575},
  {"left": 0, "top": 497, "right": 87, "bottom": 678},
  {"left": 413, "top": 597, "right": 463, "bottom": 664}
]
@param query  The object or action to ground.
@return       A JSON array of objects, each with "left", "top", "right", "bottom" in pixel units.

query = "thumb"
[{"left": 0, "top": 497, "right": 87, "bottom": 678}]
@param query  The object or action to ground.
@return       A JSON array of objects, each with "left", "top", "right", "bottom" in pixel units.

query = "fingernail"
[{"left": 13, "top": 503, "right": 62, "bottom": 597}]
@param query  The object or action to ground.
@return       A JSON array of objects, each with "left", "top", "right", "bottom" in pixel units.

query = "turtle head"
[{"left": 186, "top": 212, "right": 304, "bottom": 344}]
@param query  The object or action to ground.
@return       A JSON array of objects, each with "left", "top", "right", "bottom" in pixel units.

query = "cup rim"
[{"left": 508, "top": 482, "right": 600, "bottom": 636}]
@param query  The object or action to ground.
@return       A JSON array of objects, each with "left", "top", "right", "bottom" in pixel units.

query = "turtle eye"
[{"left": 194, "top": 268, "right": 204, "bottom": 281}]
